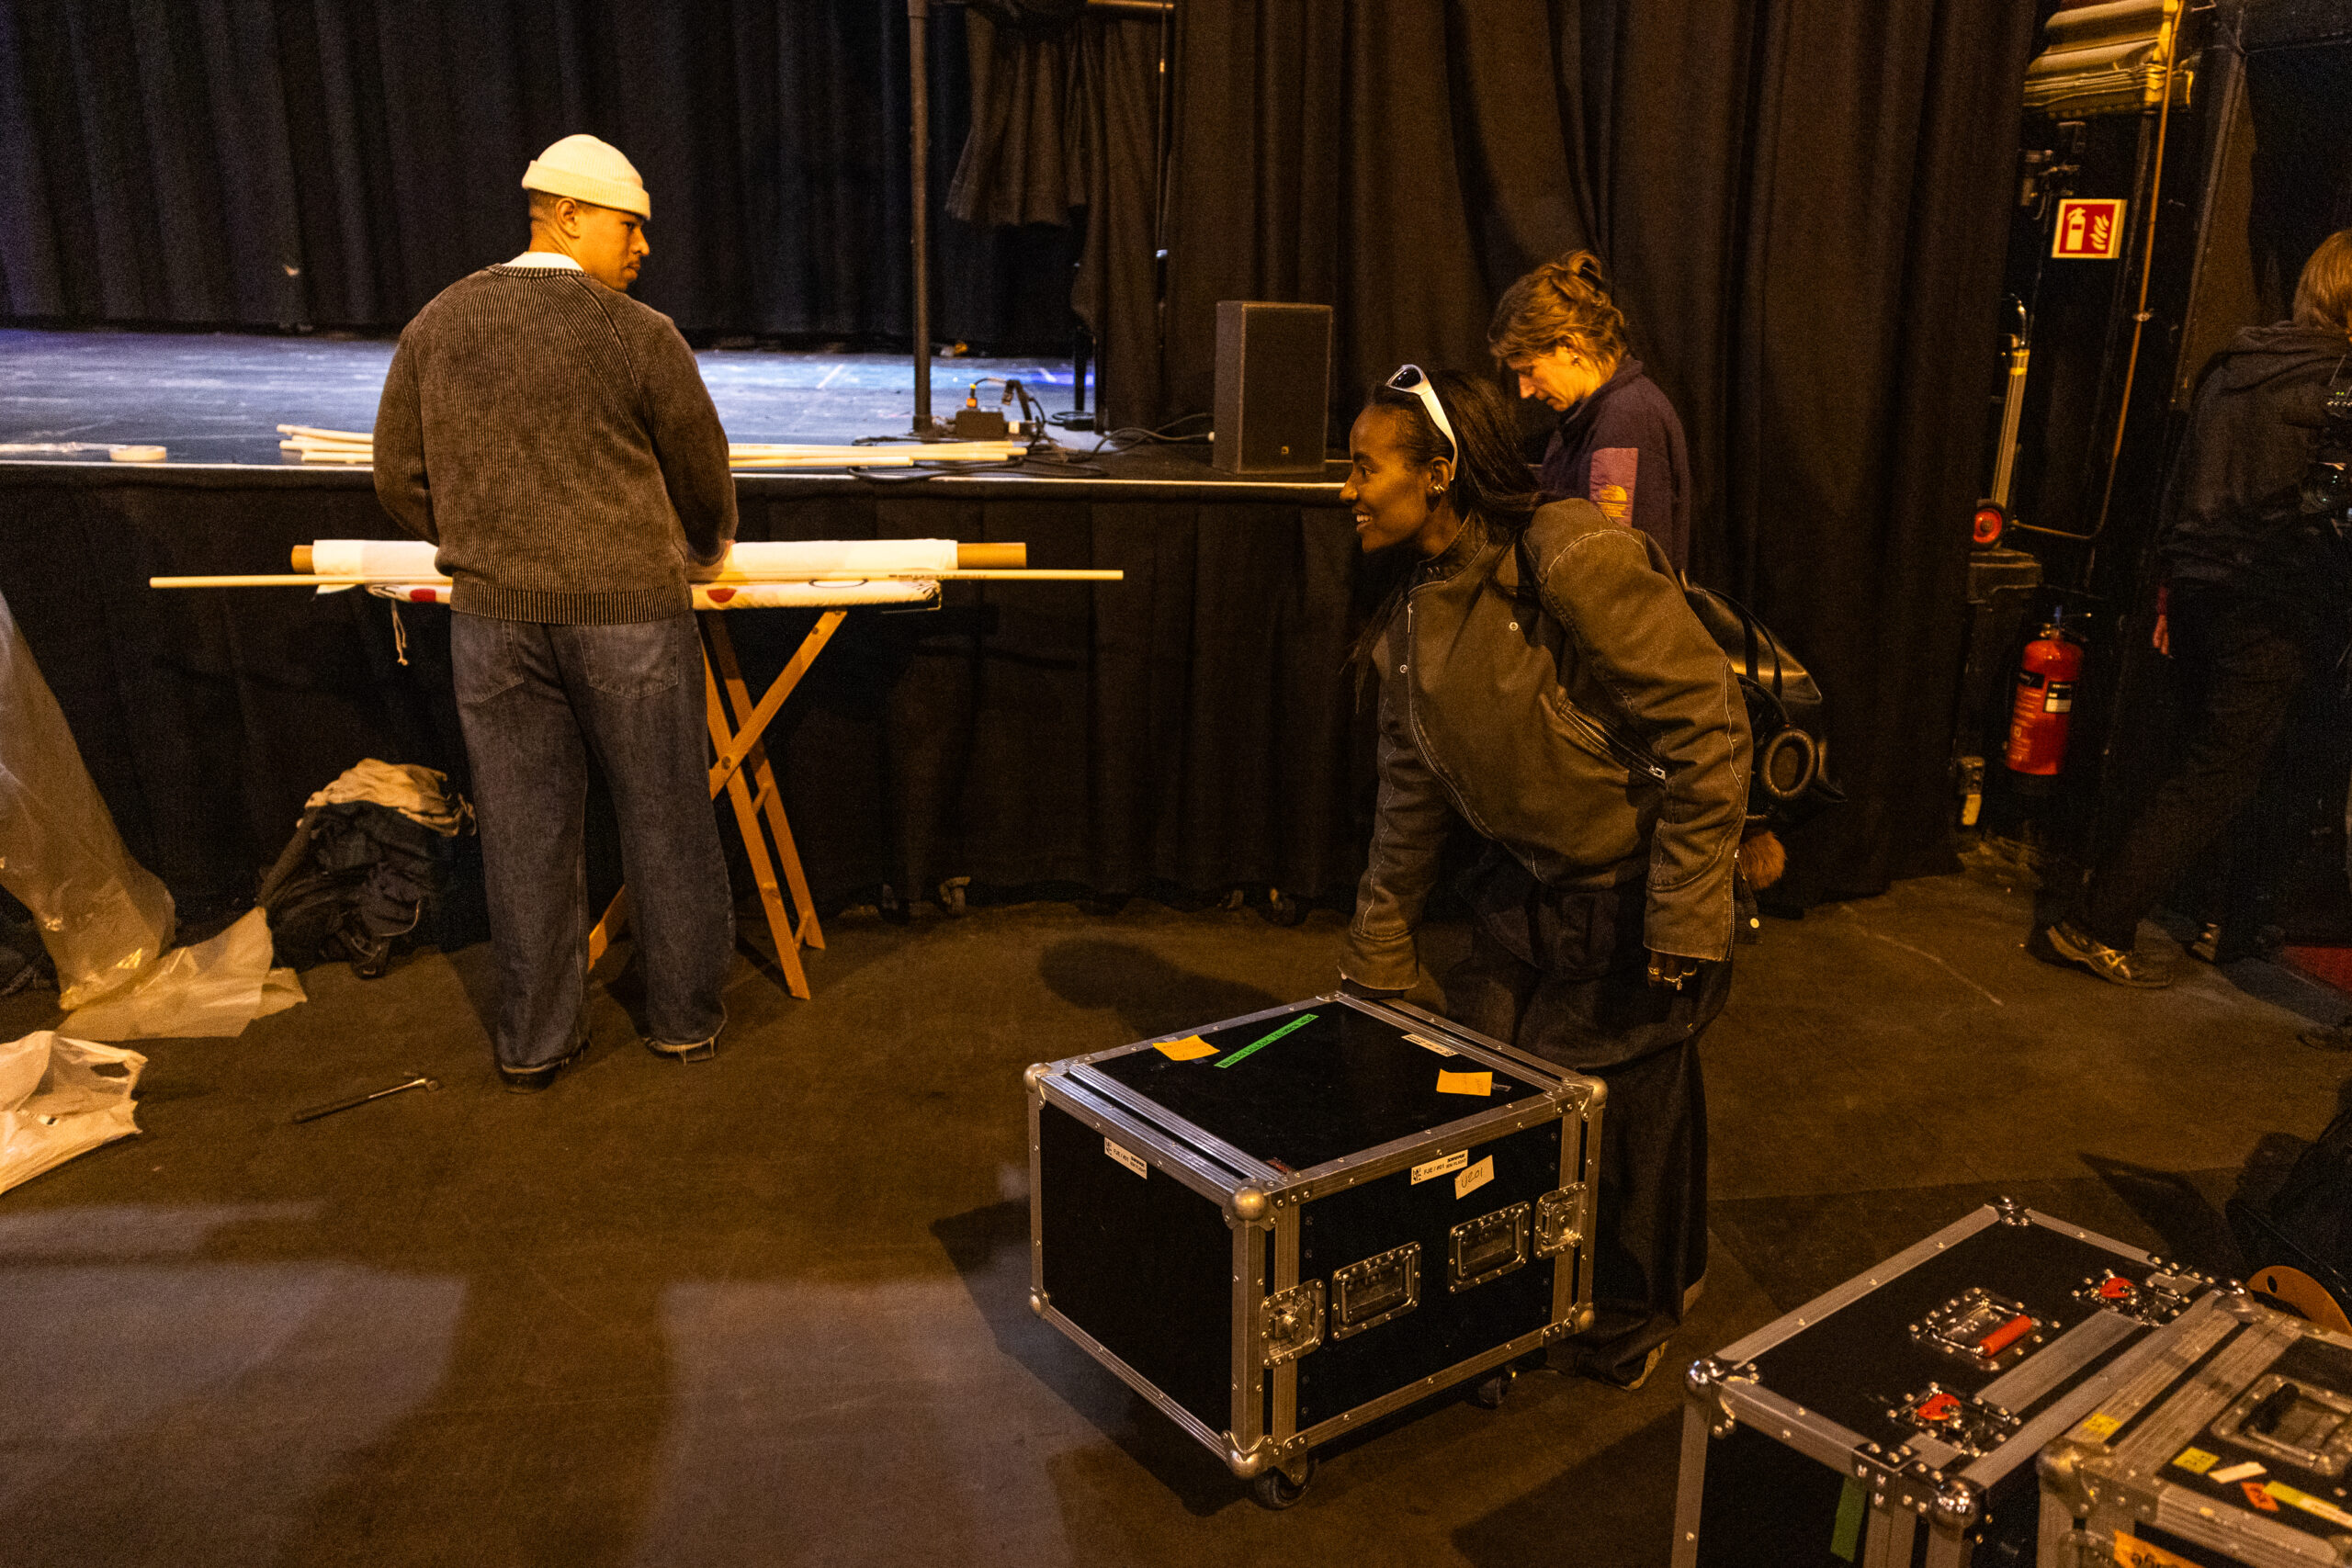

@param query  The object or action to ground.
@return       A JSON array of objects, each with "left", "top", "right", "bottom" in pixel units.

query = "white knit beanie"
[{"left": 521, "top": 134, "right": 650, "bottom": 220}]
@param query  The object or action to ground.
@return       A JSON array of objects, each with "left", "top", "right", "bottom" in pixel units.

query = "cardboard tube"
[
  {"left": 290, "top": 546, "right": 313, "bottom": 572},
  {"left": 957, "top": 543, "right": 1027, "bottom": 569}
]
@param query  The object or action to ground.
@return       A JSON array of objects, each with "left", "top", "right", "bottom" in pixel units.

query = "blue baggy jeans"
[{"left": 452, "top": 612, "right": 732, "bottom": 1069}]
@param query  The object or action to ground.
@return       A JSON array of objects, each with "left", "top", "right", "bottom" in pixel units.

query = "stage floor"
[
  {"left": 0, "top": 326, "right": 1089, "bottom": 466},
  {"left": 0, "top": 869, "right": 2338, "bottom": 1566}
]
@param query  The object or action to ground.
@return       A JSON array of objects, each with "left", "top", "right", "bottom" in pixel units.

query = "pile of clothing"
[{"left": 257, "top": 760, "right": 481, "bottom": 977}]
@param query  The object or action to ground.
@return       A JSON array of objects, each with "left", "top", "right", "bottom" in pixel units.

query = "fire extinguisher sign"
[{"left": 2052, "top": 198, "right": 2127, "bottom": 260}]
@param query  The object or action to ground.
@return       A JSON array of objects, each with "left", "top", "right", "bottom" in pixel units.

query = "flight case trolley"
[
  {"left": 1673, "top": 1200, "right": 2217, "bottom": 1567},
  {"left": 1024, "top": 995, "right": 1602, "bottom": 1507},
  {"left": 2040, "top": 1291, "right": 2352, "bottom": 1566}
]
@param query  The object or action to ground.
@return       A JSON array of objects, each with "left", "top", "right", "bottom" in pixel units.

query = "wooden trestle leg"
[{"left": 585, "top": 608, "right": 848, "bottom": 1000}]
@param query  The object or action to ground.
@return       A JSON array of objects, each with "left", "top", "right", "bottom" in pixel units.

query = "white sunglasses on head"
[{"left": 1385, "top": 364, "right": 1458, "bottom": 461}]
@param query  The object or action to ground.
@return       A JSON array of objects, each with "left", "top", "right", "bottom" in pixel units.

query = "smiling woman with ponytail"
[{"left": 1337, "top": 364, "right": 1751, "bottom": 1389}]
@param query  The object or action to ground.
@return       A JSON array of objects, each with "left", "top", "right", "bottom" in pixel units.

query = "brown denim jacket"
[{"left": 1340, "top": 501, "right": 1752, "bottom": 992}]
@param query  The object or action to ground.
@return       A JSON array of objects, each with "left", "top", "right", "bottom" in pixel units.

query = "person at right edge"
[
  {"left": 373, "top": 134, "right": 738, "bottom": 1089},
  {"left": 1338, "top": 366, "right": 1751, "bottom": 1390},
  {"left": 2035, "top": 230, "right": 2352, "bottom": 987}
]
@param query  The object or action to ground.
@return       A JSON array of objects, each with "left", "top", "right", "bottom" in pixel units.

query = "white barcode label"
[
  {"left": 1412, "top": 1149, "right": 1470, "bottom": 1185},
  {"left": 1404, "top": 1032, "right": 1457, "bottom": 1057},
  {"left": 1103, "top": 1138, "right": 1148, "bottom": 1179}
]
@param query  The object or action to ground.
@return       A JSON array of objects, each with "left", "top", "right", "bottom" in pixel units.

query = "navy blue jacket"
[{"left": 1537, "top": 356, "right": 1692, "bottom": 573}]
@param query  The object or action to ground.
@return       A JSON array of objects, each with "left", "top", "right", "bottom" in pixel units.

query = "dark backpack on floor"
[{"left": 258, "top": 801, "right": 482, "bottom": 976}]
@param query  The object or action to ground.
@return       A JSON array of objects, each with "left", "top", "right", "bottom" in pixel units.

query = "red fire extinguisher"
[{"left": 2004, "top": 614, "right": 2082, "bottom": 775}]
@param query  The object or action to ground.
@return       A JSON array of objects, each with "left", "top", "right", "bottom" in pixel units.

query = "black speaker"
[{"left": 1213, "top": 300, "right": 1332, "bottom": 477}]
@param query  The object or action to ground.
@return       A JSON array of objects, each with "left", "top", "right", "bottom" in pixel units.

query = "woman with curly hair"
[{"left": 1490, "top": 251, "right": 1694, "bottom": 572}]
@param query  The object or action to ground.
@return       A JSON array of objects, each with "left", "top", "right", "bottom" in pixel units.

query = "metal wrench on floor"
[{"left": 291, "top": 1073, "right": 441, "bottom": 1124}]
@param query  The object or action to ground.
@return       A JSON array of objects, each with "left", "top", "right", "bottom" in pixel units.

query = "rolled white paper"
[
  {"left": 317, "top": 538, "right": 959, "bottom": 581},
  {"left": 718, "top": 539, "right": 959, "bottom": 577},
  {"left": 692, "top": 580, "right": 937, "bottom": 609},
  {"left": 364, "top": 579, "right": 940, "bottom": 610},
  {"left": 311, "top": 539, "right": 441, "bottom": 578}
]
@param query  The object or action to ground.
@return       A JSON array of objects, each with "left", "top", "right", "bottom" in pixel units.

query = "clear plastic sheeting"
[
  {"left": 64, "top": 908, "right": 305, "bottom": 1042},
  {"left": 0, "top": 587, "right": 176, "bottom": 1009},
  {"left": 0, "top": 1032, "right": 146, "bottom": 1196}
]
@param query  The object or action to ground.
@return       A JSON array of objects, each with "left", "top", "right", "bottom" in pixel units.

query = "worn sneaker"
[
  {"left": 647, "top": 1033, "right": 718, "bottom": 1063},
  {"left": 2030, "top": 919, "right": 2173, "bottom": 988}
]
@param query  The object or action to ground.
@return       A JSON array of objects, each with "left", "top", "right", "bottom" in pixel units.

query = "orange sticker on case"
[
  {"left": 1436, "top": 1070, "right": 1493, "bottom": 1097},
  {"left": 2111, "top": 1529, "right": 2206, "bottom": 1568},
  {"left": 1156, "top": 1035, "right": 1216, "bottom": 1061}
]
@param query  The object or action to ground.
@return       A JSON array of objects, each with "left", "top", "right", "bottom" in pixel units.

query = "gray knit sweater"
[{"left": 372, "top": 265, "right": 736, "bottom": 623}]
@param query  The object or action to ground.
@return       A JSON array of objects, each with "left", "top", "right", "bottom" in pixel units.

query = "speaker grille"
[{"left": 1214, "top": 301, "right": 1332, "bottom": 476}]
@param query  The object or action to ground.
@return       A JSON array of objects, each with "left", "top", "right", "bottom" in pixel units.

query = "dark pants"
[
  {"left": 1445, "top": 856, "right": 1726, "bottom": 1381},
  {"left": 452, "top": 613, "right": 732, "bottom": 1069},
  {"left": 2082, "top": 585, "right": 2326, "bottom": 951}
]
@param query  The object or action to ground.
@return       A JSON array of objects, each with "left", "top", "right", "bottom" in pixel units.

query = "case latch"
[
  {"left": 1888, "top": 1383, "right": 2018, "bottom": 1456},
  {"left": 2074, "top": 1268, "right": 2196, "bottom": 1326},
  {"left": 1450, "top": 1201, "right": 1532, "bottom": 1292},
  {"left": 1260, "top": 1280, "right": 1326, "bottom": 1366},
  {"left": 1330, "top": 1243, "right": 1420, "bottom": 1340},
  {"left": 1910, "top": 1286, "right": 2046, "bottom": 1371},
  {"left": 1533, "top": 1185, "right": 1586, "bottom": 1258}
]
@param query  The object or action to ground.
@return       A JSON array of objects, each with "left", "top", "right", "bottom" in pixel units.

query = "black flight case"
[
  {"left": 1024, "top": 994, "right": 1603, "bottom": 1506},
  {"left": 2040, "top": 1291, "right": 2352, "bottom": 1566},
  {"left": 1673, "top": 1200, "right": 2217, "bottom": 1567}
]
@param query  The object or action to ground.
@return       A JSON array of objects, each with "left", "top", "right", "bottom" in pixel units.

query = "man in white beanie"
[{"left": 372, "top": 133, "right": 737, "bottom": 1091}]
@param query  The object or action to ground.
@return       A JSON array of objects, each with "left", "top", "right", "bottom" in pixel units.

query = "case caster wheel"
[
  {"left": 1250, "top": 1455, "right": 1317, "bottom": 1510},
  {"left": 1469, "top": 1368, "right": 1514, "bottom": 1408}
]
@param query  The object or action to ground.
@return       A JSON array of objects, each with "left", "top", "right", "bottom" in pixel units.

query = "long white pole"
[{"left": 151, "top": 570, "right": 1124, "bottom": 589}]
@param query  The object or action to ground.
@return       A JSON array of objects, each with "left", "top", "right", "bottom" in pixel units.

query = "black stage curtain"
[
  {"left": 0, "top": 469, "right": 1362, "bottom": 915},
  {"left": 1160, "top": 0, "right": 2042, "bottom": 899},
  {"left": 947, "top": 9, "right": 1165, "bottom": 429},
  {"left": 0, "top": 0, "right": 1077, "bottom": 348}
]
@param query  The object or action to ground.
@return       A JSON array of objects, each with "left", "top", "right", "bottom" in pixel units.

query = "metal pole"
[{"left": 909, "top": 0, "right": 933, "bottom": 436}]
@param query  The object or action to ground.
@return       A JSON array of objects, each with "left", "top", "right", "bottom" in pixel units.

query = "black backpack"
[
  {"left": 1510, "top": 526, "right": 1844, "bottom": 825},
  {"left": 1682, "top": 582, "right": 1846, "bottom": 827}
]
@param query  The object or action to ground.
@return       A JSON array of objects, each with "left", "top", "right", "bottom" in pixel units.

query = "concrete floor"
[{"left": 1, "top": 868, "right": 2344, "bottom": 1566}]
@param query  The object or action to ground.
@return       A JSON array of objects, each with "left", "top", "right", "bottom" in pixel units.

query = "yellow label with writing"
[
  {"left": 2170, "top": 1447, "right": 2219, "bottom": 1474},
  {"left": 2078, "top": 1413, "right": 2121, "bottom": 1439},
  {"left": 1454, "top": 1156, "right": 1495, "bottom": 1200},
  {"left": 2112, "top": 1529, "right": 2204, "bottom": 1568},
  {"left": 1155, "top": 1035, "right": 1216, "bottom": 1061},
  {"left": 1436, "top": 1069, "right": 1493, "bottom": 1097},
  {"left": 2265, "top": 1479, "right": 2352, "bottom": 1528}
]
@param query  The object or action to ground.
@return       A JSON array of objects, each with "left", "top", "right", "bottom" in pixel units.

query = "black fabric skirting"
[{"left": 0, "top": 465, "right": 1371, "bottom": 916}]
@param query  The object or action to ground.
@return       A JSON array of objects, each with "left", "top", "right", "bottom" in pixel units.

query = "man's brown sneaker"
[{"left": 2030, "top": 919, "right": 2173, "bottom": 988}]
